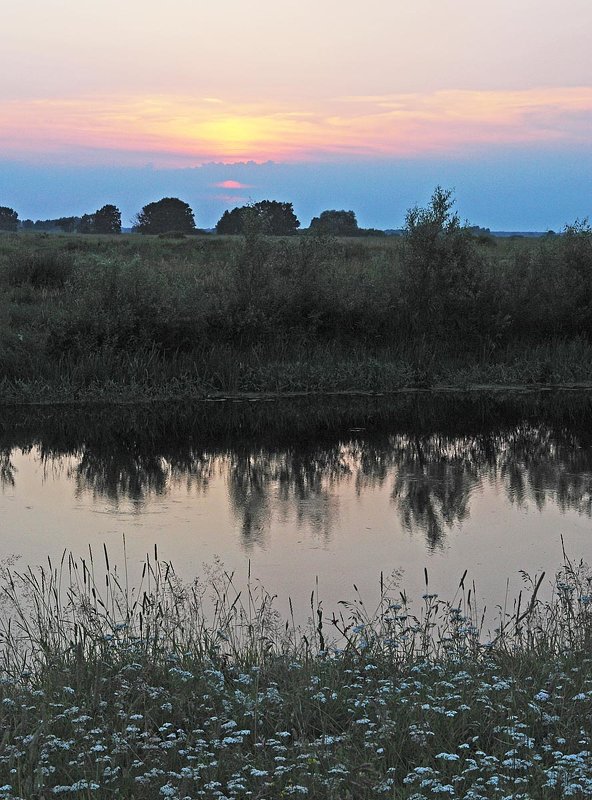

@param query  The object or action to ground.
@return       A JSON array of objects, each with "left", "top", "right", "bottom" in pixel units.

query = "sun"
[{"left": 195, "top": 116, "right": 275, "bottom": 158}]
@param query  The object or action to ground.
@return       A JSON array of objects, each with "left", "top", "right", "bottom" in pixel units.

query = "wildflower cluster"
[
  {"left": 0, "top": 652, "right": 591, "bottom": 798},
  {"left": 0, "top": 553, "right": 590, "bottom": 798}
]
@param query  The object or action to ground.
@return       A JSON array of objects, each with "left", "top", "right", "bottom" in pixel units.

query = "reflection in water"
[
  {"left": 228, "top": 455, "right": 272, "bottom": 548},
  {"left": 73, "top": 452, "right": 170, "bottom": 508},
  {"left": 391, "top": 442, "right": 478, "bottom": 548},
  {"left": 227, "top": 451, "right": 345, "bottom": 549},
  {"left": 0, "top": 449, "right": 15, "bottom": 488},
  {"left": 1, "top": 394, "right": 592, "bottom": 548}
]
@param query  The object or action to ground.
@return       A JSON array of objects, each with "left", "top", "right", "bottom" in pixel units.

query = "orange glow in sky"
[{"left": 2, "top": 88, "right": 592, "bottom": 167}]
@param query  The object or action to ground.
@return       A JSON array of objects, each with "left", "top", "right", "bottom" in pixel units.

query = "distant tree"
[
  {"left": 78, "top": 204, "right": 122, "bottom": 234},
  {"left": 215, "top": 201, "right": 300, "bottom": 236},
  {"left": 77, "top": 214, "right": 95, "bottom": 234},
  {"left": 309, "top": 209, "right": 359, "bottom": 236},
  {"left": 27, "top": 218, "right": 59, "bottom": 232},
  {"left": 253, "top": 200, "right": 300, "bottom": 235},
  {"left": 40, "top": 220, "right": 60, "bottom": 231},
  {"left": 20, "top": 219, "right": 35, "bottom": 230},
  {"left": 55, "top": 216, "right": 80, "bottom": 233},
  {"left": 134, "top": 197, "right": 196, "bottom": 235},
  {"left": 357, "top": 227, "right": 385, "bottom": 237},
  {"left": 216, "top": 207, "right": 244, "bottom": 235},
  {"left": 468, "top": 226, "right": 496, "bottom": 246},
  {"left": 94, "top": 204, "right": 121, "bottom": 234},
  {"left": 0, "top": 206, "right": 19, "bottom": 232}
]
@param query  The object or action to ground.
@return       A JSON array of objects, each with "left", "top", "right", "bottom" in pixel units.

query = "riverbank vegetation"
[
  {"left": 0, "top": 549, "right": 590, "bottom": 798},
  {"left": 1, "top": 189, "right": 591, "bottom": 401}
]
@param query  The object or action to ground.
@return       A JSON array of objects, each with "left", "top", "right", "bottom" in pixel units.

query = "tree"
[
  {"left": 55, "top": 216, "right": 80, "bottom": 233},
  {"left": 215, "top": 201, "right": 300, "bottom": 236},
  {"left": 77, "top": 214, "right": 95, "bottom": 234},
  {"left": 22, "top": 218, "right": 62, "bottom": 232},
  {"left": 253, "top": 200, "right": 299, "bottom": 235},
  {"left": 134, "top": 198, "right": 196, "bottom": 235},
  {"left": 216, "top": 207, "right": 244, "bottom": 235},
  {"left": 309, "top": 209, "right": 359, "bottom": 236},
  {"left": 92, "top": 204, "right": 121, "bottom": 234},
  {"left": 0, "top": 206, "right": 18, "bottom": 232}
]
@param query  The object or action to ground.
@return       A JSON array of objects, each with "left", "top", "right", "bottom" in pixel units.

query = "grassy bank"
[
  {"left": 0, "top": 552, "right": 590, "bottom": 799},
  {"left": 4, "top": 338, "right": 592, "bottom": 405},
  {"left": 1, "top": 210, "right": 592, "bottom": 401}
]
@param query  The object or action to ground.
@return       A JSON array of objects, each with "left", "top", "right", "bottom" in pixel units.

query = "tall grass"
[
  {"left": 1, "top": 217, "right": 592, "bottom": 399},
  {"left": 0, "top": 546, "right": 590, "bottom": 798}
]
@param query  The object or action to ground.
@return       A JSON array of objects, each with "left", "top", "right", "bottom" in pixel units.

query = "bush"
[{"left": 400, "top": 187, "right": 485, "bottom": 341}]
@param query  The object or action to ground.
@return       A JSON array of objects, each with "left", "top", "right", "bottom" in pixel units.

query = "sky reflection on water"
[{"left": 0, "top": 395, "right": 591, "bottom": 620}]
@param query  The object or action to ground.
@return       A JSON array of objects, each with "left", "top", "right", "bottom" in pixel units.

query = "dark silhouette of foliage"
[
  {"left": 6, "top": 187, "right": 592, "bottom": 389},
  {"left": 0, "top": 206, "right": 19, "bottom": 232},
  {"left": 309, "top": 209, "right": 359, "bottom": 236},
  {"left": 55, "top": 217, "right": 80, "bottom": 233},
  {"left": 19, "top": 217, "right": 81, "bottom": 232},
  {"left": 400, "top": 187, "right": 485, "bottom": 341},
  {"left": 253, "top": 200, "right": 300, "bottom": 235},
  {"left": 134, "top": 198, "right": 196, "bottom": 235},
  {"left": 77, "top": 214, "right": 94, "bottom": 234},
  {"left": 357, "top": 228, "right": 385, "bottom": 237},
  {"left": 94, "top": 204, "right": 122, "bottom": 234},
  {"left": 215, "top": 201, "right": 300, "bottom": 236},
  {"left": 79, "top": 205, "right": 122, "bottom": 235},
  {"left": 216, "top": 207, "right": 244, "bottom": 235},
  {"left": 560, "top": 218, "right": 592, "bottom": 332}
]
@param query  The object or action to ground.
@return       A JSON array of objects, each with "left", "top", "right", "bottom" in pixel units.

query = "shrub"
[{"left": 400, "top": 187, "right": 484, "bottom": 342}]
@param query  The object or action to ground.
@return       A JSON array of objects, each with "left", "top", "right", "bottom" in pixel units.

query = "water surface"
[{"left": 1, "top": 394, "right": 591, "bottom": 620}]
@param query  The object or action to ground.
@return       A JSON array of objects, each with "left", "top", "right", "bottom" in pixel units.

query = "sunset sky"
[{"left": 1, "top": 0, "right": 591, "bottom": 229}]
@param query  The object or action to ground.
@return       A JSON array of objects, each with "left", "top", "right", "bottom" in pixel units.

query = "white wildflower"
[{"left": 435, "top": 753, "right": 460, "bottom": 761}]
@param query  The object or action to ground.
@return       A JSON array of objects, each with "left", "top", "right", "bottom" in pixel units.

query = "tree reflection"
[
  {"left": 391, "top": 437, "right": 480, "bottom": 549},
  {"left": 501, "top": 425, "right": 592, "bottom": 515},
  {"left": 0, "top": 448, "right": 15, "bottom": 488},
  {"left": 226, "top": 449, "right": 348, "bottom": 549},
  {"left": 72, "top": 449, "right": 218, "bottom": 508},
  {"left": 73, "top": 451, "right": 170, "bottom": 508},
  {"left": 1, "top": 397, "right": 592, "bottom": 548}
]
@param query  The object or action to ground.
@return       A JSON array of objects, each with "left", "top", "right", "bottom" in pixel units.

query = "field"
[{"left": 1, "top": 218, "right": 592, "bottom": 402}]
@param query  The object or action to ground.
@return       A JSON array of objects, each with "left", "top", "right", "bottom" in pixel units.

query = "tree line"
[
  {"left": 0, "top": 204, "right": 122, "bottom": 235},
  {"left": 0, "top": 198, "right": 385, "bottom": 236}
]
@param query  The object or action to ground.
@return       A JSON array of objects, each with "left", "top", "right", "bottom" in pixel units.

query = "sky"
[{"left": 1, "top": 0, "right": 591, "bottom": 230}]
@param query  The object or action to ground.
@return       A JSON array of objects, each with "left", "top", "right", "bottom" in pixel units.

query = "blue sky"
[{"left": 2, "top": 149, "right": 590, "bottom": 231}]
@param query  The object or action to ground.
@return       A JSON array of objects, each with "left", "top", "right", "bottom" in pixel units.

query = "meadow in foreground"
[{"left": 0, "top": 548, "right": 590, "bottom": 799}]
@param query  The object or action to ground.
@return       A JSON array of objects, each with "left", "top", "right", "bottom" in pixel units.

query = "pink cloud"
[{"left": 213, "top": 179, "right": 251, "bottom": 189}]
